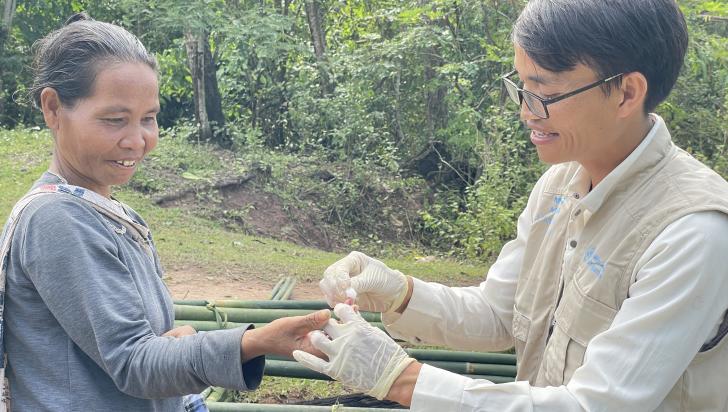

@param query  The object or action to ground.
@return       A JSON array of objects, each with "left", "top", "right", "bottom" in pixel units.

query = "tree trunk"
[
  {"left": 305, "top": 0, "right": 332, "bottom": 95},
  {"left": 420, "top": 5, "right": 449, "bottom": 143},
  {"left": 183, "top": 30, "right": 229, "bottom": 147},
  {"left": 1, "top": 0, "right": 17, "bottom": 120},
  {"left": 0, "top": 0, "right": 14, "bottom": 52}
]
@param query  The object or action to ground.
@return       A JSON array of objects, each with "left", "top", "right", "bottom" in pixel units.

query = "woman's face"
[{"left": 45, "top": 62, "right": 159, "bottom": 197}]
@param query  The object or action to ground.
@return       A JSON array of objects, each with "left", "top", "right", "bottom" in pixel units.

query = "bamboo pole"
[
  {"left": 264, "top": 359, "right": 330, "bottom": 380},
  {"left": 207, "top": 403, "right": 406, "bottom": 412},
  {"left": 277, "top": 277, "right": 296, "bottom": 300},
  {"left": 263, "top": 359, "right": 515, "bottom": 381},
  {"left": 174, "top": 299, "right": 210, "bottom": 306},
  {"left": 173, "top": 305, "right": 382, "bottom": 323},
  {"left": 405, "top": 348, "right": 515, "bottom": 365},
  {"left": 266, "top": 349, "right": 516, "bottom": 377},
  {"left": 205, "top": 386, "right": 231, "bottom": 402},
  {"left": 422, "top": 360, "right": 516, "bottom": 377},
  {"left": 174, "top": 320, "right": 387, "bottom": 333},
  {"left": 216, "top": 300, "right": 328, "bottom": 309},
  {"left": 462, "top": 374, "right": 515, "bottom": 383},
  {"left": 269, "top": 277, "right": 287, "bottom": 300},
  {"left": 199, "top": 386, "right": 213, "bottom": 399},
  {"left": 175, "top": 306, "right": 314, "bottom": 323},
  {"left": 270, "top": 276, "right": 297, "bottom": 300},
  {"left": 173, "top": 299, "right": 330, "bottom": 310}
]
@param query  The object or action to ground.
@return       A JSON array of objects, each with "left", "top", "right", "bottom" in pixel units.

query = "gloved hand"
[
  {"left": 292, "top": 304, "right": 415, "bottom": 400},
  {"left": 319, "top": 251, "right": 409, "bottom": 313}
]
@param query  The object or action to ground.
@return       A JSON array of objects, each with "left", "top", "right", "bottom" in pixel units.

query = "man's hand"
[
  {"left": 292, "top": 304, "right": 415, "bottom": 400},
  {"left": 319, "top": 251, "right": 410, "bottom": 313},
  {"left": 241, "top": 309, "right": 331, "bottom": 362},
  {"left": 163, "top": 325, "right": 197, "bottom": 338}
]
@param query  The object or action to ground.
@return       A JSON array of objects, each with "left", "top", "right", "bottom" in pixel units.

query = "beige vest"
[{"left": 512, "top": 123, "right": 728, "bottom": 411}]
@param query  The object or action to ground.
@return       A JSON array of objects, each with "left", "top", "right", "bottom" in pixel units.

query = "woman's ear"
[
  {"left": 40, "top": 88, "right": 62, "bottom": 131},
  {"left": 616, "top": 72, "right": 648, "bottom": 119}
]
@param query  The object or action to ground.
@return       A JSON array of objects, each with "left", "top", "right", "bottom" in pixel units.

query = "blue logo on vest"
[
  {"left": 583, "top": 247, "right": 605, "bottom": 278},
  {"left": 537, "top": 195, "right": 566, "bottom": 225}
]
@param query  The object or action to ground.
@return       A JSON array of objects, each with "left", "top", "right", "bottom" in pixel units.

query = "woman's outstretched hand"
[{"left": 241, "top": 309, "right": 331, "bottom": 362}]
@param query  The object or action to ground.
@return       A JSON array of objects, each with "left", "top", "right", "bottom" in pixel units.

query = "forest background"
[{"left": 1, "top": 0, "right": 726, "bottom": 262}]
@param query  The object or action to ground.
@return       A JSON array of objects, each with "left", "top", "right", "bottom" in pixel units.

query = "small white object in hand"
[{"left": 345, "top": 287, "right": 357, "bottom": 301}]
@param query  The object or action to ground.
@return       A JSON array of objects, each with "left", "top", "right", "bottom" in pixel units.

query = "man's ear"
[
  {"left": 616, "top": 72, "right": 648, "bottom": 118},
  {"left": 40, "top": 88, "right": 63, "bottom": 131}
]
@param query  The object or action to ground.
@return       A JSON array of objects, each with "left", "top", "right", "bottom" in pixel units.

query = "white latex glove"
[
  {"left": 292, "top": 304, "right": 415, "bottom": 400},
  {"left": 319, "top": 251, "right": 409, "bottom": 313}
]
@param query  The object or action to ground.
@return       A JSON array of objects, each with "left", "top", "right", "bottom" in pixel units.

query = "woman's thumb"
[{"left": 301, "top": 309, "right": 331, "bottom": 331}]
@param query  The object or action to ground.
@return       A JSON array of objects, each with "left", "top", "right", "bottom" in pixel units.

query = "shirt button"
[
  {"left": 573, "top": 193, "right": 581, "bottom": 199},
  {"left": 574, "top": 209, "right": 582, "bottom": 217},
  {"left": 569, "top": 240, "right": 578, "bottom": 248}
]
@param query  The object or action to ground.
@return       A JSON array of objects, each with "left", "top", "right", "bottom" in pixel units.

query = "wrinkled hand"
[
  {"left": 241, "top": 309, "right": 331, "bottom": 362},
  {"left": 163, "top": 325, "right": 197, "bottom": 338},
  {"left": 292, "top": 304, "right": 414, "bottom": 400},
  {"left": 319, "top": 251, "right": 409, "bottom": 313}
]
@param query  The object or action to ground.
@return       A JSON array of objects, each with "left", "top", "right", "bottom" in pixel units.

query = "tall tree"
[
  {"left": 0, "top": 0, "right": 14, "bottom": 52},
  {"left": 184, "top": 29, "right": 229, "bottom": 146},
  {"left": 420, "top": 3, "right": 449, "bottom": 143},
  {"left": 0, "top": 0, "right": 16, "bottom": 120},
  {"left": 305, "top": 0, "right": 333, "bottom": 95}
]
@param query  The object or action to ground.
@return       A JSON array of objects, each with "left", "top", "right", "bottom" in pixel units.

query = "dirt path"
[{"left": 164, "top": 268, "right": 323, "bottom": 301}]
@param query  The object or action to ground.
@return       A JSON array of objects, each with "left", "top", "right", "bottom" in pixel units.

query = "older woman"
[{"left": 0, "top": 13, "right": 328, "bottom": 411}]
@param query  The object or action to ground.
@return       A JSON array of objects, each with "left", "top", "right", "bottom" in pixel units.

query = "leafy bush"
[{"left": 419, "top": 106, "right": 545, "bottom": 260}]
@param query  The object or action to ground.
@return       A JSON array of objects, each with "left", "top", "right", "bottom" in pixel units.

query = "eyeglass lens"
[
  {"left": 522, "top": 92, "right": 546, "bottom": 118},
  {"left": 504, "top": 79, "right": 547, "bottom": 118}
]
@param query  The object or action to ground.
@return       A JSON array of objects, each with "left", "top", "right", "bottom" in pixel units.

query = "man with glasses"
[{"left": 295, "top": 1, "right": 728, "bottom": 410}]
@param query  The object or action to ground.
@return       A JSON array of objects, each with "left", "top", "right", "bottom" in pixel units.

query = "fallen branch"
[{"left": 153, "top": 172, "right": 257, "bottom": 205}]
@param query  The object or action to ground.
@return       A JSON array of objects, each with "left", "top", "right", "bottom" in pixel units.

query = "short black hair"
[
  {"left": 29, "top": 12, "right": 157, "bottom": 109},
  {"left": 512, "top": 0, "right": 688, "bottom": 113}
]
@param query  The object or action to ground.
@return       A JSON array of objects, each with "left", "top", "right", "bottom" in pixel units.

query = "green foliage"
[
  {"left": 660, "top": 0, "right": 728, "bottom": 180},
  {"left": 2, "top": 0, "right": 726, "bottom": 261},
  {"left": 155, "top": 42, "right": 194, "bottom": 128},
  {"left": 419, "top": 107, "right": 545, "bottom": 259}
]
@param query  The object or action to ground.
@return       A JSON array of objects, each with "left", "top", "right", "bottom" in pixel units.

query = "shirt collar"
[{"left": 577, "top": 114, "right": 664, "bottom": 212}]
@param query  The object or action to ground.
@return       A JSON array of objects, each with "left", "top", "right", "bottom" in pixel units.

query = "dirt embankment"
[{"left": 148, "top": 163, "right": 424, "bottom": 253}]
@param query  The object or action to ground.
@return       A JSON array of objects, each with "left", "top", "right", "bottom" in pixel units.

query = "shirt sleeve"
[
  {"left": 18, "top": 197, "right": 264, "bottom": 398},
  {"left": 382, "top": 170, "right": 544, "bottom": 351},
  {"left": 409, "top": 211, "right": 728, "bottom": 412}
]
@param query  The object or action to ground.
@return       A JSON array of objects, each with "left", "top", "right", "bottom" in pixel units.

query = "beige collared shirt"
[{"left": 384, "top": 115, "right": 728, "bottom": 411}]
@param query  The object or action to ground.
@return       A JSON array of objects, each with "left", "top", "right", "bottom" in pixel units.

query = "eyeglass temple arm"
[{"left": 544, "top": 73, "right": 623, "bottom": 104}]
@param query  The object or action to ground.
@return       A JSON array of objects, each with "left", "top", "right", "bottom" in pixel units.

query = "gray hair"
[{"left": 29, "top": 12, "right": 157, "bottom": 109}]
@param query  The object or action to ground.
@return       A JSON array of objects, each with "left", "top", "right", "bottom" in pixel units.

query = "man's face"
[{"left": 513, "top": 45, "right": 623, "bottom": 166}]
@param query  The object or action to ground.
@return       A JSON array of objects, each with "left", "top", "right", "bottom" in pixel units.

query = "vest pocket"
[
  {"left": 512, "top": 308, "right": 531, "bottom": 342},
  {"left": 541, "top": 277, "right": 618, "bottom": 385},
  {"left": 542, "top": 320, "right": 592, "bottom": 385},
  {"left": 542, "top": 325, "right": 570, "bottom": 385},
  {"left": 512, "top": 307, "right": 531, "bottom": 375}
]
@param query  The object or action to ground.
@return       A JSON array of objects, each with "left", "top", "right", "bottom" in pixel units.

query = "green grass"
[
  {"left": 232, "top": 376, "right": 350, "bottom": 404},
  {"left": 0, "top": 128, "right": 489, "bottom": 285}
]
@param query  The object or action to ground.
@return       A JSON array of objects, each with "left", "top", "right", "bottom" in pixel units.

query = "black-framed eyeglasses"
[{"left": 501, "top": 70, "right": 623, "bottom": 119}]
